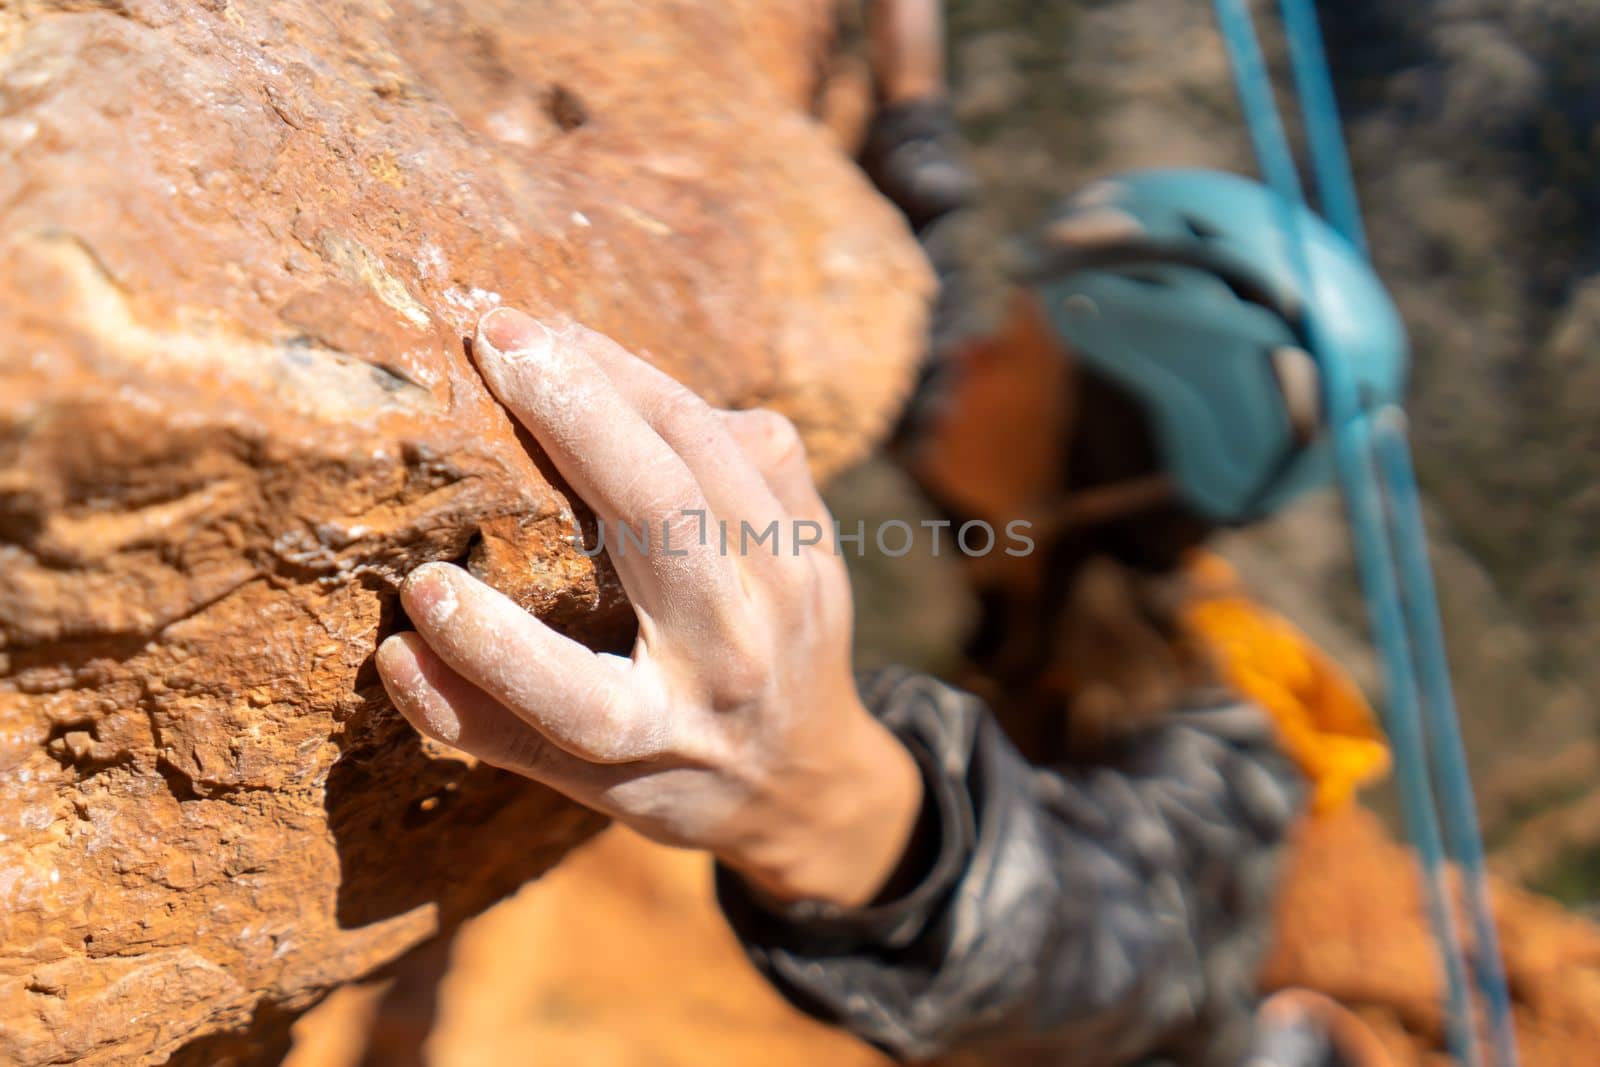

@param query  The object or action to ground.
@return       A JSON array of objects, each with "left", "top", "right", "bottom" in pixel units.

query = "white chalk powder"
[
  {"left": 477, "top": 309, "right": 555, "bottom": 365},
  {"left": 416, "top": 570, "right": 459, "bottom": 629}
]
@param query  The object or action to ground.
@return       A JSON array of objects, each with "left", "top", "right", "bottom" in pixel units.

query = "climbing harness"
[{"left": 1211, "top": 3, "right": 1518, "bottom": 1065}]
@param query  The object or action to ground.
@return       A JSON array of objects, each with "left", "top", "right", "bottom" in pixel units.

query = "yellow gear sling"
[{"left": 1183, "top": 554, "right": 1390, "bottom": 814}]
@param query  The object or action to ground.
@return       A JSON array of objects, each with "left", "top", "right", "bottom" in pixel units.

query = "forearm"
[
  {"left": 717, "top": 668, "right": 1306, "bottom": 1064},
  {"left": 859, "top": 1, "right": 976, "bottom": 233},
  {"left": 869, "top": 0, "right": 946, "bottom": 105}
]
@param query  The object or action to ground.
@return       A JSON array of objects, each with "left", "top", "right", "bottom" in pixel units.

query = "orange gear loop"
[{"left": 1182, "top": 553, "right": 1390, "bottom": 814}]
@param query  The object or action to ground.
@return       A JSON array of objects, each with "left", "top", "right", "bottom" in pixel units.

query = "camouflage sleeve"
[{"left": 716, "top": 667, "right": 1306, "bottom": 1065}]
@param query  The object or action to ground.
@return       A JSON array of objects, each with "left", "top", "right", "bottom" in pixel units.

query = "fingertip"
[
  {"left": 403, "top": 559, "right": 459, "bottom": 586},
  {"left": 475, "top": 306, "right": 555, "bottom": 366},
  {"left": 376, "top": 630, "right": 423, "bottom": 676},
  {"left": 401, "top": 561, "right": 464, "bottom": 631},
  {"left": 376, "top": 632, "right": 428, "bottom": 716},
  {"left": 376, "top": 633, "right": 464, "bottom": 746}
]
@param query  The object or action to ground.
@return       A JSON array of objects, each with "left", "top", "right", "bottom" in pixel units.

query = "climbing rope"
[{"left": 1209, "top": 3, "right": 1519, "bottom": 1065}]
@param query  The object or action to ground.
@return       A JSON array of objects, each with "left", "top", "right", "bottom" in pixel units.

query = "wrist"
[{"left": 723, "top": 702, "right": 924, "bottom": 908}]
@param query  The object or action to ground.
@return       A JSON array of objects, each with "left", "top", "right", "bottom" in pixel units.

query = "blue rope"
[
  {"left": 1213, "top": 0, "right": 1304, "bottom": 208},
  {"left": 1210, "top": 2, "right": 1519, "bottom": 1064},
  {"left": 1327, "top": 413, "right": 1481, "bottom": 1067},
  {"left": 1274, "top": 4, "right": 1519, "bottom": 1062},
  {"left": 1373, "top": 415, "right": 1520, "bottom": 1067},
  {"left": 1276, "top": 0, "right": 1368, "bottom": 255}
]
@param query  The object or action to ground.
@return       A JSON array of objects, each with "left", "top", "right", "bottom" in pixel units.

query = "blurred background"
[{"left": 846, "top": 0, "right": 1600, "bottom": 909}]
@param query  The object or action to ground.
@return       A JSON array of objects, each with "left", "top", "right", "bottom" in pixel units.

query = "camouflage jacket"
[{"left": 717, "top": 667, "right": 1313, "bottom": 1066}]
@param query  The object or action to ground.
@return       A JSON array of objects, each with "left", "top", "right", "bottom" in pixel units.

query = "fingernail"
[
  {"left": 477, "top": 306, "right": 554, "bottom": 364},
  {"left": 403, "top": 562, "right": 461, "bottom": 630}
]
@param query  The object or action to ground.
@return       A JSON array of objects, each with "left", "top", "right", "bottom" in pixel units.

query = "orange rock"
[
  {"left": 288, "top": 827, "right": 889, "bottom": 1067},
  {"left": 1265, "top": 807, "right": 1600, "bottom": 1066},
  {"left": 289, "top": 808, "right": 1600, "bottom": 1067},
  {"left": 0, "top": 2, "right": 929, "bottom": 1063}
]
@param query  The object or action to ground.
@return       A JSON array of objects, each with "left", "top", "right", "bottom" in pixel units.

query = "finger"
[
  {"left": 719, "top": 408, "right": 832, "bottom": 529},
  {"left": 472, "top": 307, "right": 745, "bottom": 633},
  {"left": 576, "top": 332, "right": 792, "bottom": 546},
  {"left": 401, "top": 561, "right": 659, "bottom": 763},
  {"left": 377, "top": 632, "right": 612, "bottom": 794}
]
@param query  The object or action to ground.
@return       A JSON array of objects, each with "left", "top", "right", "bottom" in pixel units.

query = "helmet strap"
[{"left": 1035, "top": 473, "right": 1176, "bottom": 537}]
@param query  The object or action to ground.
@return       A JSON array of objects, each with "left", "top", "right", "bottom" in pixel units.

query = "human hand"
[{"left": 377, "top": 308, "right": 923, "bottom": 907}]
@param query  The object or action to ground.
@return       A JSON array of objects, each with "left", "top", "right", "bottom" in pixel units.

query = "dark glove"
[{"left": 861, "top": 97, "right": 980, "bottom": 232}]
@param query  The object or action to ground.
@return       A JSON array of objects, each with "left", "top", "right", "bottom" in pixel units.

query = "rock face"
[
  {"left": 1265, "top": 808, "right": 1600, "bottom": 1065},
  {"left": 0, "top": 2, "right": 929, "bottom": 1063}
]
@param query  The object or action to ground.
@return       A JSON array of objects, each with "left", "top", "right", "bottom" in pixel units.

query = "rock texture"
[
  {"left": 1265, "top": 808, "right": 1600, "bottom": 1066},
  {"left": 0, "top": 2, "right": 929, "bottom": 1064}
]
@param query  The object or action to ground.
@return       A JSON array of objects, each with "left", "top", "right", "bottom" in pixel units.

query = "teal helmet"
[{"left": 1026, "top": 168, "right": 1407, "bottom": 523}]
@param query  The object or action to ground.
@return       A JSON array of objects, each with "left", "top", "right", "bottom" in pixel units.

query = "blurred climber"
[
  {"left": 883, "top": 167, "right": 1404, "bottom": 1066},
  {"left": 374, "top": 162, "right": 1403, "bottom": 1066},
  {"left": 851, "top": 15, "right": 1402, "bottom": 1063},
  {"left": 851, "top": 25, "right": 1396, "bottom": 1062}
]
